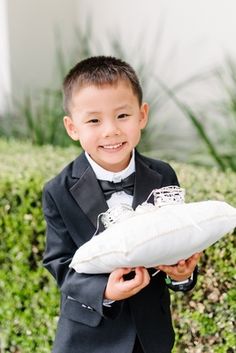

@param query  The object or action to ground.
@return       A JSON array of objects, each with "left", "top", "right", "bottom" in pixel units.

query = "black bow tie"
[{"left": 98, "top": 172, "right": 135, "bottom": 200}]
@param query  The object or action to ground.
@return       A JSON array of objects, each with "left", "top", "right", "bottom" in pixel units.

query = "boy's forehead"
[
  {"left": 73, "top": 79, "right": 132, "bottom": 95},
  {"left": 71, "top": 80, "right": 138, "bottom": 108}
]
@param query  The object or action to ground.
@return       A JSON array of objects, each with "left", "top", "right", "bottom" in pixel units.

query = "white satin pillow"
[{"left": 70, "top": 200, "right": 236, "bottom": 274}]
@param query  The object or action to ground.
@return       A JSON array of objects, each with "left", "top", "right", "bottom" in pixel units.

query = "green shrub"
[
  {"left": 171, "top": 163, "right": 236, "bottom": 353},
  {"left": 0, "top": 141, "right": 235, "bottom": 353}
]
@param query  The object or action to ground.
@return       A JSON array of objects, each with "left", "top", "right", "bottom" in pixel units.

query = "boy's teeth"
[{"left": 103, "top": 143, "right": 122, "bottom": 149}]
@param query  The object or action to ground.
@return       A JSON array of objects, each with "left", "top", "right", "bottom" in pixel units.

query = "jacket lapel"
[
  {"left": 69, "top": 153, "right": 108, "bottom": 229},
  {"left": 132, "top": 152, "right": 163, "bottom": 209},
  {"left": 69, "top": 151, "right": 163, "bottom": 228}
]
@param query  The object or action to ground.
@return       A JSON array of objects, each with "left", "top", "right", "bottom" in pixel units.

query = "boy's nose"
[{"left": 102, "top": 121, "right": 121, "bottom": 137}]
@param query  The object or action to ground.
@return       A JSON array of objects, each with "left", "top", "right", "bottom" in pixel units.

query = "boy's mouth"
[{"left": 101, "top": 142, "right": 126, "bottom": 150}]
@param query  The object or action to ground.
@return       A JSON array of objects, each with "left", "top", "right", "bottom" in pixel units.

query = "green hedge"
[{"left": 0, "top": 140, "right": 235, "bottom": 353}]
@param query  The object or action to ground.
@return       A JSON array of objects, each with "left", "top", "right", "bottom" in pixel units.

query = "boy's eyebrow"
[
  {"left": 114, "top": 104, "right": 132, "bottom": 111},
  {"left": 84, "top": 110, "right": 101, "bottom": 116}
]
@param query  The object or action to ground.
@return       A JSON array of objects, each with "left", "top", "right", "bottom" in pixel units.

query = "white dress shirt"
[
  {"left": 85, "top": 150, "right": 135, "bottom": 208},
  {"left": 85, "top": 151, "right": 190, "bottom": 303},
  {"left": 85, "top": 151, "right": 135, "bottom": 307}
]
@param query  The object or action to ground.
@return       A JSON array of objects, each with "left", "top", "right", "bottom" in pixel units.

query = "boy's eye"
[
  {"left": 87, "top": 118, "right": 99, "bottom": 124},
  {"left": 117, "top": 113, "right": 129, "bottom": 119}
]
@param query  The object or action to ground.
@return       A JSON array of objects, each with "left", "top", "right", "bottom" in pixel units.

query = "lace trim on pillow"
[
  {"left": 101, "top": 204, "right": 134, "bottom": 229},
  {"left": 93, "top": 204, "right": 134, "bottom": 235},
  {"left": 95, "top": 185, "right": 185, "bottom": 233},
  {"left": 146, "top": 185, "right": 185, "bottom": 207}
]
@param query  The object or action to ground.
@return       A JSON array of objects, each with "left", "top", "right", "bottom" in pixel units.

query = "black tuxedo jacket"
[{"left": 42, "top": 151, "right": 181, "bottom": 353}]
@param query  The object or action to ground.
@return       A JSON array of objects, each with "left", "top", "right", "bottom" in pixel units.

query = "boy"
[{"left": 43, "top": 56, "right": 201, "bottom": 353}]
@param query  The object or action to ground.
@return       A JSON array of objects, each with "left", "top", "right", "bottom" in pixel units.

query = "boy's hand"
[
  {"left": 156, "top": 252, "right": 202, "bottom": 282},
  {"left": 104, "top": 267, "right": 150, "bottom": 301}
]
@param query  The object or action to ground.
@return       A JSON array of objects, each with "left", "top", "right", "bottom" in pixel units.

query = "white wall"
[
  {"left": 6, "top": 0, "right": 78, "bottom": 102},
  {"left": 76, "top": 0, "right": 236, "bottom": 158},
  {"left": 0, "top": 0, "right": 11, "bottom": 114},
  {"left": 1, "top": 0, "right": 236, "bottom": 117},
  {"left": 77, "top": 0, "right": 236, "bottom": 84}
]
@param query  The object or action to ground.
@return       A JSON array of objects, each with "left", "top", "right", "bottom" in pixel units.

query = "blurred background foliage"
[{"left": 0, "top": 141, "right": 235, "bottom": 353}]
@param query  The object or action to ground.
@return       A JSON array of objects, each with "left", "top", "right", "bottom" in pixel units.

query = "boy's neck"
[{"left": 85, "top": 150, "right": 135, "bottom": 182}]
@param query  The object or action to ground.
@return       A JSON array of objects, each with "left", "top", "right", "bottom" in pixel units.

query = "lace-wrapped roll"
[{"left": 70, "top": 186, "right": 236, "bottom": 274}]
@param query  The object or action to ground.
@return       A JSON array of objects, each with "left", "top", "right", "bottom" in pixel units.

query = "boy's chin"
[{"left": 99, "top": 158, "right": 131, "bottom": 172}]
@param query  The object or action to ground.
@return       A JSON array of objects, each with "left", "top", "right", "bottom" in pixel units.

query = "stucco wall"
[
  {"left": 6, "top": 0, "right": 78, "bottom": 102},
  {"left": 0, "top": 0, "right": 11, "bottom": 114},
  {"left": 77, "top": 0, "right": 236, "bottom": 83},
  {"left": 1, "top": 0, "right": 236, "bottom": 113}
]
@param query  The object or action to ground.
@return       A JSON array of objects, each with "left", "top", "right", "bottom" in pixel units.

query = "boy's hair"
[{"left": 63, "top": 56, "right": 143, "bottom": 115}]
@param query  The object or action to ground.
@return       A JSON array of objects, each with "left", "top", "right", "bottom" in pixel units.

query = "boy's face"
[{"left": 64, "top": 80, "right": 149, "bottom": 172}]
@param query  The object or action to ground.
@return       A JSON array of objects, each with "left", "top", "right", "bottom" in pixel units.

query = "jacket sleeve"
[
  {"left": 42, "top": 186, "right": 122, "bottom": 319},
  {"left": 165, "top": 267, "right": 199, "bottom": 292}
]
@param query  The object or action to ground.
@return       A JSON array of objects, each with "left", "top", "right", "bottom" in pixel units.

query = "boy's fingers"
[
  {"left": 159, "top": 252, "right": 202, "bottom": 275},
  {"left": 177, "top": 260, "right": 186, "bottom": 273},
  {"left": 192, "top": 252, "right": 202, "bottom": 261},
  {"left": 158, "top": 265, "right": 171, "bottom": 273},
  {"left": 158, "top": 263, "right": 185, "bottom": 278},
  {"left": 134, "top": 267, "right": 150, "bottom": 288},
  {"left": 135, "top": 267, "right": 150, "bottom": 281},
  {"left": 142, "top": 267, "right": 151, "bottom": 281},
  {"left": 106, "top": 267, "right": 151, "bottom": 299},
  {"left": 187, "top": 253, "right": 199, "bottom": 263},
  {"left": 121, "top": 267, "right": 150, "bottom": 291},
  {"left": 123, "top": 267, "right": 144, "bottom": 286},
  {"left": 110, "top": 267, "right": 145, "bottom": 284},
  {"left": 110, "top": 267, "right": 132, "bottom": 281},
  {"left": 185, "top": 252, "right": 201, "bottom": 271}
]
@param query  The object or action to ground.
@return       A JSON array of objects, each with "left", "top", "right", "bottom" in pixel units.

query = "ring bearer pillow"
[{"left": 70, "top": 186, "right": 236, "bottom": 274}]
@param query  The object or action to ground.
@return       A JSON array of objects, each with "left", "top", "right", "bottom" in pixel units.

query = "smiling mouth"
[{"left": 101, "top": 142, "right": 125, "bottom": 150}]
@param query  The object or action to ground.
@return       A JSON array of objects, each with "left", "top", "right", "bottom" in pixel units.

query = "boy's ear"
[
  {"left": 139, "top": 102, "right": 149, "bottom": 129},
  {"left": 63, "top": 116, "right": 80, "bottom": 141}
]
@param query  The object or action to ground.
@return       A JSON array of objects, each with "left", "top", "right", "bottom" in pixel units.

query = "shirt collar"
[{"left": 85, "top": 150, "right": 135, "bottom": 182}]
